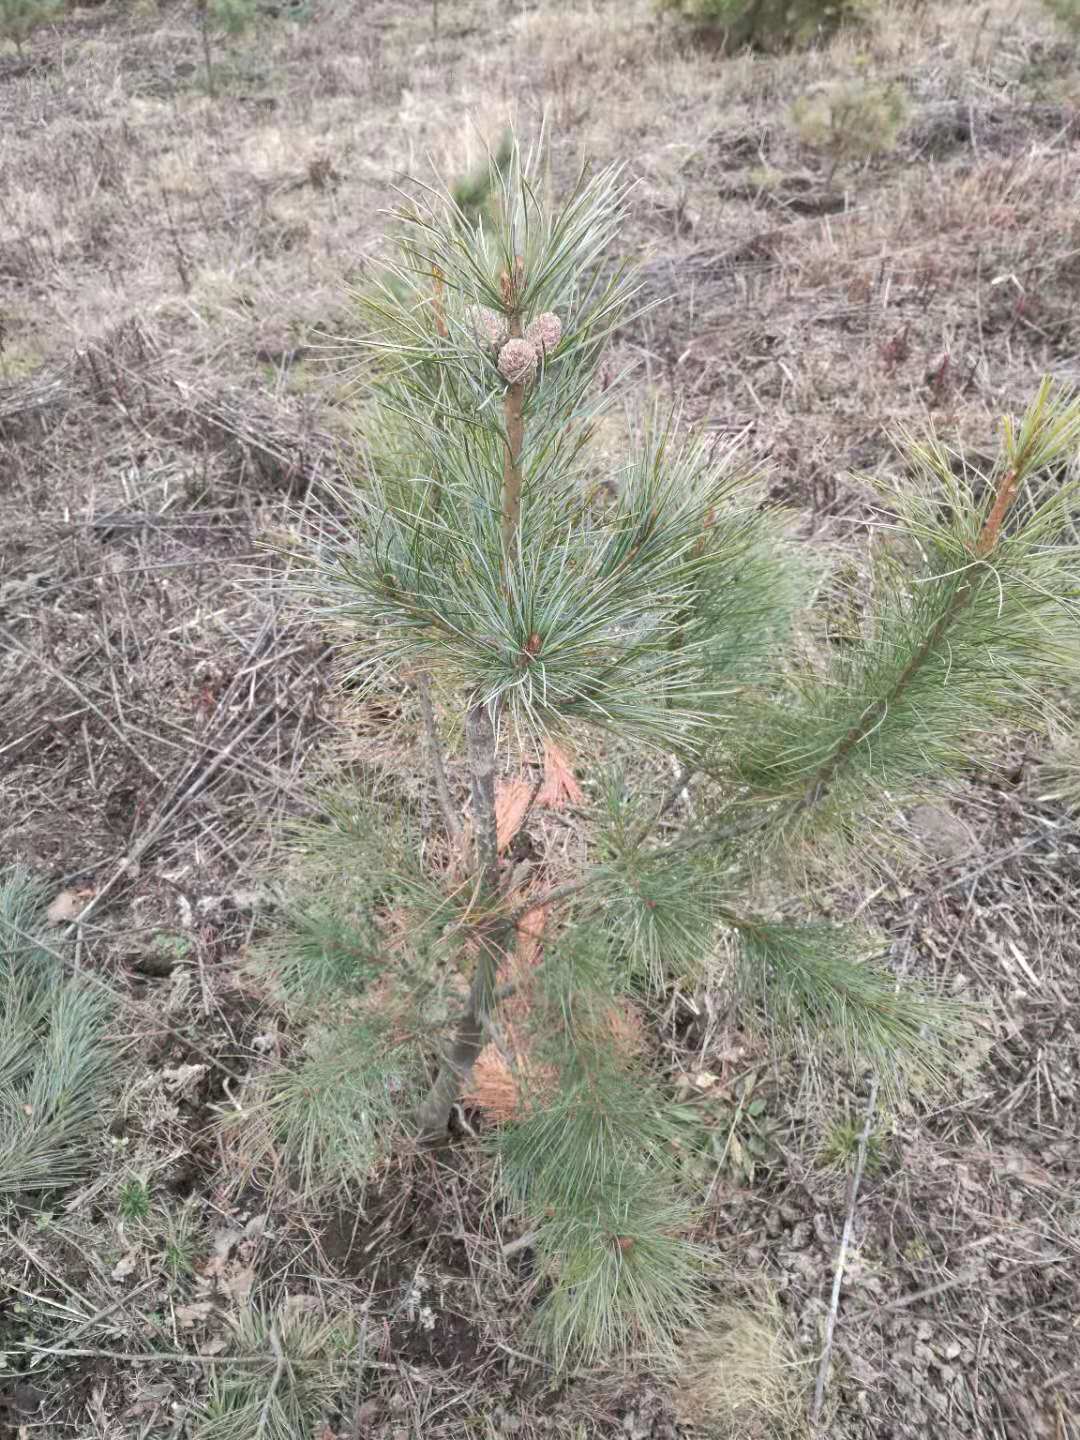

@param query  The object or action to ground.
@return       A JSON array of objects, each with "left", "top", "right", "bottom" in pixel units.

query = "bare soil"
[{"left": 1, "top": 0, "right": 1078, "bottom": 1435}]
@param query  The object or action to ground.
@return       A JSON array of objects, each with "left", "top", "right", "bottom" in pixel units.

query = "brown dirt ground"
[{"left": 1, "top": 0, "right": 1078, "bottom": 1435}]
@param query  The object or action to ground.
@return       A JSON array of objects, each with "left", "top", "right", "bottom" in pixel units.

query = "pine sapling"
[
  {"left": 0, "top": 0, "right": 62, "bottom": 55},
  {"left": 254, "top": 138, "right": 1080, "bottom": 1366},
  {"left": 792, "top": 80, "right": 908, "bottom": 185},
  {"left": 194, "top": 0, "right": 260, "bottom": 96}
]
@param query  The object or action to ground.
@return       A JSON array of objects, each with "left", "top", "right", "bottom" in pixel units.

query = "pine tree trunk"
[
  {"left": 414, "top": 956, "right": 490, "bottom": 1142},
  {"left": 415, "top": 701, "right": 500, "bottom": 1142},
  {"left": 500, "top": 320, "right": 525, "bottom": 559}
]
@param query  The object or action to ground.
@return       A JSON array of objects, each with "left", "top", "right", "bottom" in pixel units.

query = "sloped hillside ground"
[{"left": 1, "top": 0, "right": 1078, "bottom": 1435}]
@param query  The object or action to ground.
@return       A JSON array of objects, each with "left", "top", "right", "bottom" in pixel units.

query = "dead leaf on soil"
[
  {"left": 537, "top": 739, "right": 583, "bottom": 809},
  {"left": 221, "top": 1264, "right": 255, "bottom": 1302},
  {"left": 161, "top": 1063, "right": 207, "bottom": 1094},
  {"left": 201, "top": 1226, "right": 243, "bottom": 1279},
  {"left": 111, "top": 1248, "right": 140, "bottom": 1281},
  {"left": 46, "top": 888, "right": 93, "bottom": 924}
]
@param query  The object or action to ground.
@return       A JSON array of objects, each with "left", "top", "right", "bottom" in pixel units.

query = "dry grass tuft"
[{"left": 674, "top": 1295, "right": 812, "bottom": 1439}]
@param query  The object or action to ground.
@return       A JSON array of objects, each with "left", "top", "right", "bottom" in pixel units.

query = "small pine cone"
[
  {"left": 497, "top": 337, "right": 538, "bottom": 385},
  {"left": 467, "top": 305, "right": 510, "bottom": 351},
  {"left": 524, "top": 311, "right": 562, "bottom": 357}
]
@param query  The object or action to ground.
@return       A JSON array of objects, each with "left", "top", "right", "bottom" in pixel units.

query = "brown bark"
[{"left": 501, "top": 378, "right": 525, "bottom": 558}]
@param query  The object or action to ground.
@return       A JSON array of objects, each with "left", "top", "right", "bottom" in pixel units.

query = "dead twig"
[
  {"left": 256, "top": 1325, "right": 287, "bottom": 1437},
  {"left": 811, "top": 1076, "right": 878, "bottom": 1430}
]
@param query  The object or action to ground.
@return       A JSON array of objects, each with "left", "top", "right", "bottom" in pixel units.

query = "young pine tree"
[
  {"left": 194, "top": 0, "right": 259, "bottom": 96},
  {"left": 0, "top": 0, "right": 62, "bottom": 56},
  {"left": 253, "top": 141, "right": 1080, "bottom": 1366}
]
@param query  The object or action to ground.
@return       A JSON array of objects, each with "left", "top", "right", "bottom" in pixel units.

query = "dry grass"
[
  {"left": 674, "top": 1294, "right": 811, "bottom": 1438},
  {"left": 2, "top": 0, "right": 1079, "bottom": 1434}
]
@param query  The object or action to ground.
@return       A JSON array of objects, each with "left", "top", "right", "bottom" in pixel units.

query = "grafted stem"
[
  {"left": 465, "top": 701, "right": 500, "bottom": 893},
  {"left": 416, "top": 701, "right": 501, "bottom": 1141},
  {"left": 415, "top": 945, "right": 495, "bottom": 1142}
]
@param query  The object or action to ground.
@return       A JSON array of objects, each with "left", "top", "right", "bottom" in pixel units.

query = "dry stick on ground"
[
  {"left": 256, "top": 1325, "right": 287, "bottom": 1438},
  {"left": 811, "top": 1076, "right": 879, "bottom": 1430},
  {"left": 70, "top": 645, "right": 331, "bottom": 930},
  {"left": 25, "top": 1342, "right": 396, "bottom": 1371},
  {"left": 0, "top": 625, "right": 162, "bottom": 783}
]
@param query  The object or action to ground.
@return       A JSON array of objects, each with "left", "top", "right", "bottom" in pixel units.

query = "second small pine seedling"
[
  {"left": 117, "top": 1175, "right": 152, "bottom": 1223},
  {"left": 0, "top": 0, "right": 62, "bottom": 56},
  {"left": 792, "top": 79, "right": 909, "bottom": 183},
  {"left": 194, "top": 0, "right": 262, "bottom": 97}
]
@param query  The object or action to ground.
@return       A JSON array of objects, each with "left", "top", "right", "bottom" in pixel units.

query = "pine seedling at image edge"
[{"left": 248, "top": 138, "right": 1080, "bottom": 1366}]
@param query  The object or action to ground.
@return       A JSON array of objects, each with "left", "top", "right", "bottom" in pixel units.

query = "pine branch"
[
  {"left": 795, "top": 445, "right": 1032, "bottom": 816},
  {"left": 416, "top": 680, "right": 501, "bottom": 1141},
  {"left": 734, "top": 919, "right": 971, "bottom": 1090},
  {"left": 793, "top": 577, "right": 970, "bottom": 815},
  {"left": 727, "top": 381, "right": 1080, "bottom": 848}
]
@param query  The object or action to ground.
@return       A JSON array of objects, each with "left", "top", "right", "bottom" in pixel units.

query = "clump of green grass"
[
  {"left": 0, "top": 869, "right": 116, "bottom": 1197},
  {"left": 816, "top": 1109, "right": 886, "bottom": 1175},
  {"left": 194, "top": 0, "right": 264, "bottom": 97},
  {"left": 160, "top": 1200, "right": 202, "bottom": 1282},
  {"left": 1040, "top": 0, "right": 1080, "bottom": 34}
]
